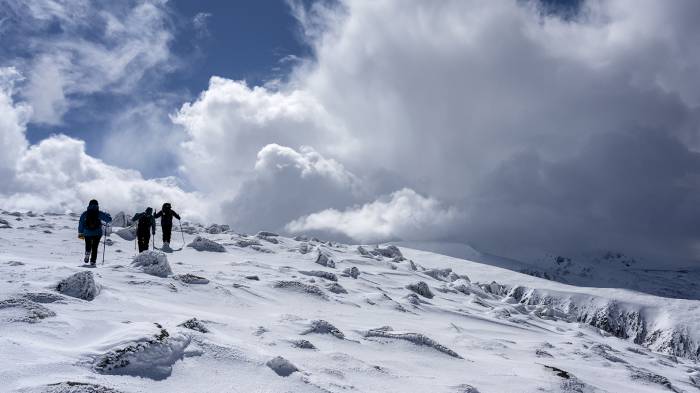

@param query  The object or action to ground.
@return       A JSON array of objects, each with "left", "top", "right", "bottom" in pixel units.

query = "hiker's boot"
[{"left": 84, "top": 252, "right": 90, "bottom": 263}]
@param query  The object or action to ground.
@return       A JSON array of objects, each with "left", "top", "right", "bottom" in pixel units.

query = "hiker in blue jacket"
[{"left": 78, "top": 199, "right": 112, "bottom": 265}]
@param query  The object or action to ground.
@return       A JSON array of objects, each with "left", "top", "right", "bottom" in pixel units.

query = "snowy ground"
[{"left": 1, "top": 211, "right": 699, "bottom": 393}]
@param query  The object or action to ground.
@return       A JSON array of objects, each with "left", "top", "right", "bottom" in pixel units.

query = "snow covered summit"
[{"left": 1, "top": 210, "right": 699, "bottom": 392}]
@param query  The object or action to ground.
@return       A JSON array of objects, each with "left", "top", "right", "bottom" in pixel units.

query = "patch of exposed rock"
[{"left": 266, "top": 356, "right": 298, "bottom": 377}]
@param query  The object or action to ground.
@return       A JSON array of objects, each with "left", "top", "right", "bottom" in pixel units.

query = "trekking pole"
[
  {"left": 179, "top": 219, "right": 185, "bottom": 248},
  {"left": 152, "top": 236, "right": 155, "bottom": 250},
  {"left": 102, "top": 233, "right": 107, "bottom": 265}
]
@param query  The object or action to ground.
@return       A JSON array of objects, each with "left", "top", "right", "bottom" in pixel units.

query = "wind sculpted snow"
[{"left": 1, "top": 211, "right": 700, "bottom": 392}]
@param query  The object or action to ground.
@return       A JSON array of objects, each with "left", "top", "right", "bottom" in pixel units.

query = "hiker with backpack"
[
  {"left": 154, "top": 202, "right": 180, "bottom": 250},
  {"left": 78, "top": 199, "right": 112, "bottom": 266},
  {"left": 132, "top": 207, "right": 156, "bottom": 253}
]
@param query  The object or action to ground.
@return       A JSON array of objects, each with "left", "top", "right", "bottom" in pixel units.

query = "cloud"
[
  {"left": 3, "top": 0, "right": 176, "bottom": 124},
  {"left": 286, "top": 188, "right": 463, "bottom": 243},
  {"left": 221, "top": 143, "right": 363, "bottom": 233},
  {"left": 173, "top": 77, "right": 353, "bottom": 196},
  {"left": 0, "top": 67, "right": 206, "bottom": 219},
  {"left": 174, "top": 0, "right": 700, "bottom": 263}
]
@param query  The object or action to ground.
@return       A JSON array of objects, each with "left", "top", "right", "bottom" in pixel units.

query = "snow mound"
[
  {"left": 364, "top": 326, "right": 462, "bottom": 359},
  {"left": 266, "top": 356, "right": 298, "bottom": 377},
  {"left": 406, "top": 281, "right": 434, "bottom": 299},
  {"left": 0, "top": 218, "right": 11, "bottom": 229},
  {"left": 173, "top": 274, "right": 210, "bottom": 284},
  {"left": 273, "top": 281, "right": 328, "bottom": 300},
  {"left": 115, "top": 227, "right": 136, "bottom": 241},
  {"left": 21, "top": 381, "right": 123, "bottom": 393},
  {"left": 178, "top": 318, "right": 209, "bottom": 333},
  {"left": 315, "top": 248, "right": 335, "bottom": 268},
  {"left": 94, "top": 324, "right": 190, "bottom": 380},
  {"left": 299, "top": 270, "right": 337, "bottom": 281},
  {"left": 342, "top": 266, "right": 360, "bottom": 279},
  {"left": 301, "top": 320, "right": 345, "bottom": 339},
  {"left": 187, "top": 236, "right": 226, "bottom": 252},
  {"left": 56, "top": 271, "right": 99, "bottom": 301},
  {"left": 0, "top": 298, "right": 56, "bottom": 322},
  {"left": 131, "top": 251, "right": 173, "bottom": 278},
  {"left": 111, "top": 211, "right": 131, "bottom": 228}
]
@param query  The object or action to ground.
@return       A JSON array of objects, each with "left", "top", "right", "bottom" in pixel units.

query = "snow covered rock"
[
  {"left": 187, "top": 236, "right": 226, "bottom": 252},
  {"left": 364, "top": 326, "right": 462, "bottom": 359},
  {"left": 406, "top": 281, "right": 434, "bottom": 299},
  {"left": 56, "top": 271, "right": 100, "bottom": 301},
  {"left": 94, "top": 324, "right": 190, "bottom": 380},
  {"left": 115, "top": 226, "right": 136, "bottom": 241},
  {"left": 424, "top": 267, "right": 470, "bottom": 283},
  {"left": 111, "top": 211, "right": 131, "bottom": 227},
  {"left": 342, "top": 266, "right": 360, "bottom": 279},
  {"left": 453, "top": 384, "right": 481, "bottom": 393},
  {"left": 206, "top": 224, "right": 230, "bottom": 234},
  {"left": 173, "top": 274, "right": 209, "bottom": 284},
  {"left": 266, "top": 356, "right": 298, "bottom": 377},
  {"left": 372, "top": 245, "right": 404, "bottom": 260},
  {"left": 291, "top": 339, "right": 316, "bottom": 349},
  {"left": 299, "top": 270, "right": 338, "bottom": 281},
  {"left": 298, "top": 242, "right": 312, "bottom": 254},
  {"left": 22, "top": 292, "right": 66, "bottom": 303},
  {"left": 315, "top": 249, "right": 336, "bottom": 268},
  {"left": 257, "top": 231, "right": 279, "bottom": 244},
  {"left": 326, "top": 282, "right": 348, "bottom": 294},
  {"left": 178, "top": 318, "right": 209, "bottom": 333},
  {"left": 273, "top": 281, "right": 328, "bottom": 300},
  {"left": 0, "top": 218, "right": 11, "bottom": 229},
  {"left": 234, "top": 238, "right": 261, "bottom": 248},
  {"left": 301, "top": 319, "right": 345, "bottom": 339},
  {"left": 0, "top": 298, "right": 56, "bottom": 322},
  {"left": 24, "top": 381, "right": 124, "bottom": 393},
  {"left": 132, "top": 251, "right": 173, "bottom": 278}
]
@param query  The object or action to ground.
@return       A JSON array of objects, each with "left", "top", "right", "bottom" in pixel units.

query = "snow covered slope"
[{"left": 1, "top": 210, "right": 700, "bottom": 393}]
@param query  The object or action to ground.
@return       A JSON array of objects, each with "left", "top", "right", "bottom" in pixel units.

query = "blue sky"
[{"left": 18, "top": 0, "right": 310, "bottom": 174}]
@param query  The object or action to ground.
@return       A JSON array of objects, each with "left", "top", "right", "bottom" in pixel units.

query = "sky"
[{"left": 1, "top": 0, "right": 700, "bottom": 266}]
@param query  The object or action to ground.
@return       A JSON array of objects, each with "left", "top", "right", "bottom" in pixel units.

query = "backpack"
[
  {"left": 85, "top": 209, "right": 100, "bottom": 230},
  {"left": 137, "top": 214, "right": 151, "bottom": 234}
]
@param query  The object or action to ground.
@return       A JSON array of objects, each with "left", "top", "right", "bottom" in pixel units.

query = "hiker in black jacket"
[
  {"left": 132, "top": 207, "right": 156, "bottom": 252},
  {"left": 154, "top": 202, "right": 180, "bottom": 249}
]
